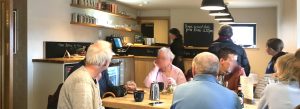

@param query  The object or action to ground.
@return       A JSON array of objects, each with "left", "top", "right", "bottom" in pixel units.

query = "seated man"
[
  {"left": 58, "top": 40, "right": 113, "bottom": 109},
  {"left": 171, "top": 52, "right": 241, "bottom": 109},
  {"left": 70, "top": 60, "right": 136, "bottom": 98},
  {"left": 144, "top": 47, "right": 186, "bottom": 89},
  {"left": 186, "top": 48, "right": 245, "bottom": 92},
  {"left": 217, "top": 48, "right": 245, "bottom": 92}
]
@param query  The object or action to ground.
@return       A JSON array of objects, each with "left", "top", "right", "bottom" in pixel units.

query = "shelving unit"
[
  {"left": 70, "top": 22, "right": 140, "bottom": 33},
  {"left": 70, "top": 4, "right": 137, "bottom": 21}
]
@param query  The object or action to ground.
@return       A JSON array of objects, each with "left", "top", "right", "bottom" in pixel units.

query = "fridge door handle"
[{"left": 13, "top": 9, "right": 17, "bottom": 54}]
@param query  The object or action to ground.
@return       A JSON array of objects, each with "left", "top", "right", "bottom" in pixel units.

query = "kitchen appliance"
[
  {"left": 149, "top": 81, "right": 160, "bottom": 101},
  {"left": 107, "top": 65, "right": 120, "bottom": 86},
  {"left": 106, "top": 36, "right": 128, "bottom": 55},
  {"left": 144, "top": 38, "right": 155, "bottom": 45}
]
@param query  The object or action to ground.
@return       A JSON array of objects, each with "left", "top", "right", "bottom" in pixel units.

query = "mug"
[
  {"left": 158, "top": 82, "right": 164, "bottom": 92},
  {"left": 134, "top": 90, "right": 144, "bottom": 102}
]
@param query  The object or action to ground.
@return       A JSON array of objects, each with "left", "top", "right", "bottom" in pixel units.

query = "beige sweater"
[{"left": 58, "top": 66, "right": 104, "bottom": 109}]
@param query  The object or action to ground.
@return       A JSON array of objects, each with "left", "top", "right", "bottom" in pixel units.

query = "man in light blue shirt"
[{"left": 171, "top": 52, "right": 242, "bottom": 109}]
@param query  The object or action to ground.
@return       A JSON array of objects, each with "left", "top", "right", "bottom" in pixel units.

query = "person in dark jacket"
[
  {"left": 169, "top": 28, "right": 185, "bottom": 73},
  {"left": 69, "top": 59, "right": 137, "bottom": 98},
  {"left": 208, "top": 25, "right": 251, "bottom": 76},
  {"left": 265, "top": 38, "right": 286, "bottom": 74}
]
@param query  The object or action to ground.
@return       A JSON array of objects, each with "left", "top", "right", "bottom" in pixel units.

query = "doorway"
[
  {"left": 1, "top": 0, "right": 13, "bottom": 109},
  {"left": 138, "top": 17, "right": 170, "bottom": 44}
]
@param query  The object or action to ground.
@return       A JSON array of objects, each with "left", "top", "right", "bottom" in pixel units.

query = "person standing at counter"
[
  {"left": 209, "top": 25, "right": 251, "bottom": 76},
  {"left": 265, "top": 38, "right": 286, "bottom": 74},
  {"left": 171, "top": 52, "right": 241, "bottom": 109},
  {"left": 258, "top": 53, "right": 300, "bottom": 109},
  {"left": 144, "top": 47, "right": 186, "bottom": 89},
  {"left": 169, "top": 28, "right": 185, "bottom": 73},
  {"left": 58, "top": 40, "right": 114, "bottom": 109}
]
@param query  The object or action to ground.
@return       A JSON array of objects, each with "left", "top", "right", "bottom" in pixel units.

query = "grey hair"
[
  {"left": 192, "top": 52, "right": 219, "bottom": 76},
  {"left": 158, "top": 47, "right": 175, "bottom": 60},
  {"left": 85, "top": 40, "right": 114, "bottom": 66}
]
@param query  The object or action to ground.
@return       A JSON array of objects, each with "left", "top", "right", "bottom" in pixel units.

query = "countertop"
[
  {"left": 32, "top": 55, "right": 193, "bottom": 63},
  {"left": 32, "top": 55, "right": 155, "bottom": 64},
  {"left": 126, "top": 45, "right": 208, "bottom": 50}
]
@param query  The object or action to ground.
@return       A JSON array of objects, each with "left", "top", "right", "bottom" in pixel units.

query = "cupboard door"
[{"left": 134, "top": 58, "right": 155, "bottom": 87}]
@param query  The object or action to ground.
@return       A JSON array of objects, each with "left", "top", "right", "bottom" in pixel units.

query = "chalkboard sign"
[
  {"left": 45, "top": 41, "right": 91, "bottom": 58},
  {"left": 184, "top": 23, "right": 214, "bottom": 47}
]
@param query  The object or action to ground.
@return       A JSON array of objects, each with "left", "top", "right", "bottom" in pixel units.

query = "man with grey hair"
[
  {"left": 58, "top": 40, "right": 114, "bottom": 109},
  {"left": 144, "top": 47, "right": 186, "bottom": 89},
  {"left": 171, "top": 52, "right": 242, "bottom": 109}
]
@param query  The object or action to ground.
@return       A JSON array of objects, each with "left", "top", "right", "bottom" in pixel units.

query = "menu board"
[
  {"left": 184, "top": 23, "right": 214, "bottom": 47},
  {"left": 45, "top": 41, "right": 91, "bottom": 58}
]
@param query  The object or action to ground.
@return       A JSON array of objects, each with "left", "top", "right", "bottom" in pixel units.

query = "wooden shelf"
[
  {"left": 70, "top": 22, "right": 140, "bottom": 33},
  {"left": 70, "top": 4, "right": 136, "bottom": 21}
]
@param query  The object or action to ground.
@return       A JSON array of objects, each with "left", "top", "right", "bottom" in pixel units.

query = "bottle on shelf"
[{"left": 237, "top": 84, "right": 244, "bottom": 108}]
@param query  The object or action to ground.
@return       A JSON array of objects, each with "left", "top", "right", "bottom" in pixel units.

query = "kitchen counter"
[
  {"left": 32, "top": 55, "right": 160, "bottom": 64},
  {"left": 32, "top": 55, "right": 195, "bottom": 64},
  {"left": 128, "top": 45, "right": 208, "bottom": 50}
]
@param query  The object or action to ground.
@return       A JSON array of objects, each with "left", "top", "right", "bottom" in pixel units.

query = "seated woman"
[
  {"left": 265, "top": 38, "right": 287, "bottom": 74},
  {"left": 258, "top": 52, "right": 300, "bottom": 109},
  {"left": 144, "top": 47, "right": 186, "bottom": 89}
]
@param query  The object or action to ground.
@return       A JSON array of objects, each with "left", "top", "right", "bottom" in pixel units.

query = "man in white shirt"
[{"left": 58, "top": 40, "right": 114, "bottom": 109}]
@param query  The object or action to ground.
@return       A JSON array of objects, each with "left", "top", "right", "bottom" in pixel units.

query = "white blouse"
[{"left": 258, "top": 81, "right": 300, "bottom": 109}]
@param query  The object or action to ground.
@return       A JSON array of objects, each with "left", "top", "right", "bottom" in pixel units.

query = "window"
[{"left": 230, "top": 23, "right": 257, "bottom": 48}]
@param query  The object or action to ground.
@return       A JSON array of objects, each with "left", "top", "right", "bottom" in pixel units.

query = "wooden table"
[
  {"left": 102, "top": 90, "right": 173, "bottom": 109},
  {"left": 102, "top": 90, "right": 258, "bottom": 109}
]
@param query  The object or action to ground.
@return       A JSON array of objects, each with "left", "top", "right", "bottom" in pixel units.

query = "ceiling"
[{"left": 116, "top": 0, "right": 280, "bottom": 10}]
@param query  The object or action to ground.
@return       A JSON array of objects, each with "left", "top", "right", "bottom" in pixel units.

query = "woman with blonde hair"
[{"left": 258, "top": 53, "right": 300, "bottom": 109}]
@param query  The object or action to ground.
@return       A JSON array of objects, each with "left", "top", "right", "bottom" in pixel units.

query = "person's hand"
[
  {"left": 167, "top": 77, "right": 176, "bottom": 85},
  {"left": 125, "top": 81, "right": 137, "bottom": 91},
  {"left": 153, "top": 60, "right": 158, "bottom": 67}
]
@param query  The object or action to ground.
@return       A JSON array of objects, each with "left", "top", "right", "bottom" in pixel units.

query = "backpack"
[{"left": 47, "top": 83, "right": 63, "bottom": 109}]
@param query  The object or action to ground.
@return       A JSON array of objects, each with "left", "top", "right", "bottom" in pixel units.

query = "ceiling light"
[
  {"left": 200, "top": 0, "right": 225, "bottom": 11},
  {"left": 143, "top": 1, "right": 149, "bottom": 5},
  {"left": 209, "top": 5, "right": 230, "bottom": 16}
]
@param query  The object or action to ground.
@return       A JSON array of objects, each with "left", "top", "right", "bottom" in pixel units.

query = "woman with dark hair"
[
  {"left": 265, "top": 38, "right": 287, "bottom": 74},
  {"left": 169, "top": 28, "right": 185, "bottom": 73}
]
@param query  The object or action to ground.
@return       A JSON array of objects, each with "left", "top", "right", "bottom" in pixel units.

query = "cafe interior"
[{"left": 1, "top": 0, "right": 300, "bottom": 109}]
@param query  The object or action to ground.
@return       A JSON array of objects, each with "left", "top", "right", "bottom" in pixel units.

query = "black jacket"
[
  {"left": 208, "top": 39, "right": 251, "bottom": 76},
  {"left": 170, "top": 38, "right": 185, "bottom": 72},
  {"left": 265, "top": 52, "right": 286, "bottom": 74}
]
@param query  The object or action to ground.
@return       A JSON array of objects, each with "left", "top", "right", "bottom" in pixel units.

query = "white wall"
[
  {"left": 138, "top": 9, "right": 170, "bottom": 17},
  {"left": 277, "top": 0, "right": 299, "bottom": 53},
  {"left": 140, "top": 7, "right": 277, "bottom": 76},
  {"left": 27, "top": 0, "right": 137, "bottom": 108},
  {"left": 298, "top": 0, "right": 300, "bottom": 48}
]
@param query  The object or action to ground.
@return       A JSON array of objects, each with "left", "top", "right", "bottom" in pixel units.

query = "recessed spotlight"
[{"left": 143, "top": 1, "right": 149, "bottom": 5}]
